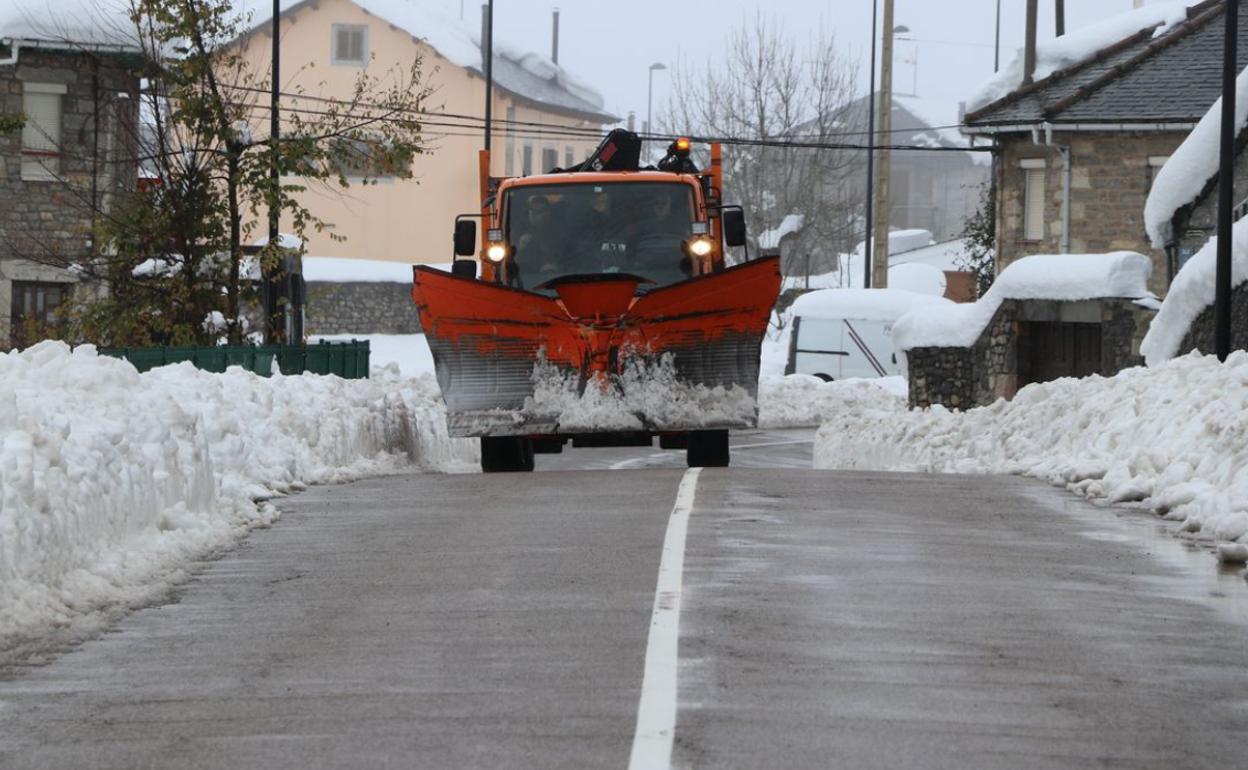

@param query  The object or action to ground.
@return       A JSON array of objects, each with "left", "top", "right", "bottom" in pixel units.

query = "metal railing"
[{"left": 99, "top": 340, "right": 370, "bottom": 379}]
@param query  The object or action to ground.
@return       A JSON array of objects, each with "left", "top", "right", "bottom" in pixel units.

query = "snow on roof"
[
  {"left": 789, "top": 288, "right": 953, "bottom": 323},
  {"left": 853, "top": 228, "right": 935, "bottom": 258},
  {"left": 1145, "top": 66, "right": 1248, "bottom": 249},
  {"left": 243, "top": 0, "right": 611, "bottom": 121},
  {"left": 967, "top": 1, "right": 1194, "bottom": 113},
  {"left": 1140, "top": 217, "right": 1248, "bottom": 365},
  {"left": 889, "top": 238, "right": 975, "bottom": 273},
  {"left": 892, "top": 95, "right": 977, "bottom": 158},
  {"left": 888, "top": 262, "right": 948, "bottom": 297},
  {"left": 894, "top": 251, "right": 1153, "bottom": 351},
  {"left": 0, "top": 0, "right": 140, "bottom": 49},
  {"left": 758, "top": 214, "right": 805, "bottom": 250}
]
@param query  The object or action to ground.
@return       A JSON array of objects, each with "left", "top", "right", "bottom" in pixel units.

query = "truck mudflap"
[{"left": 411, "top": 256, "right": 781, "bottom": 437}]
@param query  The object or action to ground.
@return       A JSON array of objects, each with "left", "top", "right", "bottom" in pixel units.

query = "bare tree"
[{"left": 661, "top": 16, "right": 863, "bottom": 278}]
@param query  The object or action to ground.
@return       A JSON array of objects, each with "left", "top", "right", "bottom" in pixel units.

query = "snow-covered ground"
[
  {"left": 0, "top": 342, "right": 476, "bottom": 659},
  {"left": 813, "top": 353, "right": 1248, "bottom": 564}
]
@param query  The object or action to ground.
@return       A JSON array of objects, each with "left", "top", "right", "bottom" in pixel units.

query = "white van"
[{"left": 784, "top": 288, "right": 953, "bottom": 380}]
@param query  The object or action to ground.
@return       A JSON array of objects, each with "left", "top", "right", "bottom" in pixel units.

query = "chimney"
[
  {"left": 1023, "top": 0, "right": 1038, "bottom": 85},
  {"left": 551, "top": 8, "right": 560, "bottom": 64}
]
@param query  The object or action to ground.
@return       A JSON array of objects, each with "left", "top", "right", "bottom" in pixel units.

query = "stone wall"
[
  {"left": 0, "top": 50, "right": 139, "bottom": 265},
  {"left": 1177, "top": 281, "right": 1248, "bottom": 356},
  {"left": 996, "top": 131, "right": 1186, "bottom": 296},
  {"left": 906, "top": 346, "right": 975, "bottom": 410},
  {"left": 907, "top": 298, "right": 1151, "bottom": 411},
  {"left": 304, "top": 281, "right": 422, "bottom": 335}
]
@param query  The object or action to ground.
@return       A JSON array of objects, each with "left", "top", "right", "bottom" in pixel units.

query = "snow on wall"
[
  {"left": 893, "top": 251, "right": 1153, "bottom": 351},
  {"left": 0, "top": 342, "right": 477, "bottom": 659},
  {"left": 967, "top": 1, "right": 1194, "bottom": 113},
  {"left": 1141, "top": 217, "right": 1248, "bottom": 365},
  {"left": 1144, "top": 67, "right": 1248, "bottom": 248},
  {"left": 814, "top": 351, "right": 1248, "bottom": 562},
  {"left": 789, "top": 288, "right": 952, "bottom": 323}
]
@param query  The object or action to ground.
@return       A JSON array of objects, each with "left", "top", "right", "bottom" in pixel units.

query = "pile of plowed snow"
[
  {"left": 757, "top": 375, "right": 907, "bottom": 429},
  {"left": 814, "top": 352, "right": 1248, "bottom": 563},
  {"left": 0, "top": 342, "right": 476, "bottom": 658}
]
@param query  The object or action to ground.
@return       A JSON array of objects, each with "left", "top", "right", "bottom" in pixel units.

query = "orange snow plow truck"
[{"left": 411, "top": 130, "right": 781, "bottom": 472}]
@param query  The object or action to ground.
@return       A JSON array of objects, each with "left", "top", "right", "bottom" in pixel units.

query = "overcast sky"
[{"left": 422, "top": 0, "right": 1174, "bottom": 127}]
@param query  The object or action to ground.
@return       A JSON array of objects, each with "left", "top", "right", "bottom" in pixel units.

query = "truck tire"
[
  {"left": 481, "top": 437, "right": 536, "bottom": 473},
  {"left": 687, "top": 430, "right": 729, "bottom": 468}
]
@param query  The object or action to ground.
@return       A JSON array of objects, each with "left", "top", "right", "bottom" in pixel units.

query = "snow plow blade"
[{"left": 411, "top": 256, "right": 781, "bottom": 437}]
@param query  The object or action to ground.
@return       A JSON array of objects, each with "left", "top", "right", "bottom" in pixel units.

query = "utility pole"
[
  {"left": 870, "top": 0, "right": 895, "bottom": 289},
  {"left": 994, "top": 0, "right": 1001, "bottom": 72},
  {"left": 265, "top": 0, "right": 282, "bottom": 343},
  {"left": 1216, "top": 0, "right": 1239, "bottom": 361},
  {"left": 483, "top": 2, "right": 494, "bottom": 151},
  {"left": 864, "top": 0, "right": 877, "bottom": 288}
]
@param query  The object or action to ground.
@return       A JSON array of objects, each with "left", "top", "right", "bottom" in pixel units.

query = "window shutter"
[
  {"left": 22, "top": 90, "right": 62, "bottom": 178},
  {"left": 1023, "top": 167, "right": 1046, "bottom": 241}
]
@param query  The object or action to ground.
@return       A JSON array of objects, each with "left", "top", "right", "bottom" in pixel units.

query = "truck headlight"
[
  {"left": 687, "top": 237, "right": 713, "bottom": 257},
  {"left": 486, "top": 243, "right": 508, "bottom": 262}
]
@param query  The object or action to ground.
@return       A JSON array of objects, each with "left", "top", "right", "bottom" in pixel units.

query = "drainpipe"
[
  {"left": 1040, "top": 122, "right": 1072, "bottom": 254},
  {"left": 0, "top": 39, "right": 21, "bottom": 66}
]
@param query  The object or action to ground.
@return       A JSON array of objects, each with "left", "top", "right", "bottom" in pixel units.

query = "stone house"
[
  {"left": 0, "top": 9, "right": 141, "bottom": 349},
  {"left": 898, "top": 253, "right": 1156, "bottom": 411},
  {"left": 962, "top": 0, "right": 1247, "bottom": 296}
]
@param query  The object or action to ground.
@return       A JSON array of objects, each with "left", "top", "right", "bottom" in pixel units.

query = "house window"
[
  {"left": 504, "top": 106, "right": 516, "bottom": 176},
  {"left": 21, "top": 83, "right": 67, "bottom": 181},
  {"left": 1146, "top": 155, "right": 1168, "bottom": 192},
  {"left": 1021, "top": 159, "right": 1047, "bottom": 241},
  {"left": 10, "top": 280, "right": 71, "bottom": 347},
  {"left": 332, "top": 24, "right": 368, "bottom": 66},
  {"left": 541, "top": 147, "right": 557, "bottom": 172},
  {"left": 565, "top": 146, "right": 574, "bottom": 167},
  {"left": 522, "top": 143, "right": 533, "bottom": 176}
]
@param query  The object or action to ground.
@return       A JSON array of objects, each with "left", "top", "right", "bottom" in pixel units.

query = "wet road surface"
[{"left": 2, "top": 431, "right": 1247, "bottom": 769}]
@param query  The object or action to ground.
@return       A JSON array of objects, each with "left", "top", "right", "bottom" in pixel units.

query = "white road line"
[{"left": 628, "top": 467, "right": 702, "bottom": 770}]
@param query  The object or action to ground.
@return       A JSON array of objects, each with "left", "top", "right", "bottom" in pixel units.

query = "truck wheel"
[
  {"left": 687, "top": 430, "right": 729, "bottom": 468},
  {"left": 481, "top": 437, "right": 536, "bottom": 473}
]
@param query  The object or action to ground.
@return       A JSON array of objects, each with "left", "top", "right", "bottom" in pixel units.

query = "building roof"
[
  {"left": 965, "top": 1, "right": 1248, "bottom": 131},
  {"left": 0, "top": 0, "right": 141, "bottom": 53},
  {"left": 247, "top": 0, "right": 618, "bottom": 124}
]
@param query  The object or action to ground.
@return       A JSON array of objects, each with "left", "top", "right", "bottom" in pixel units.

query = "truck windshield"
[{"left": 504, "top": 181, "right": 696, "bottom": 292}]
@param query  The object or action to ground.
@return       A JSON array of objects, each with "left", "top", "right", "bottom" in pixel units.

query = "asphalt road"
[{"left": 2, "top": 430, "right": 1247, "bottom": 769}]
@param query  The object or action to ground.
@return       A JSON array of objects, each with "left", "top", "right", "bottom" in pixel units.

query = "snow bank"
[
  {"left": 1145, "top": 67, "right": 1248, "bottom": 248},
  {"left": 894, "top": 251, "right": 1152, "bottom": 351},
  {"left": 1141, "top": 218, "right": 1248, "bottom": 365},
  {"left": 814, "top": 352, "right": 1248, "bottom": 562},
  {"left": 968, "top": 2, "right": 1194, "bottom": 112},
  {"left": 758, "top": 374, "right": 907, "bottom": 429},
  {"left": 0, "top": 342, "right": 476, "bottom": 658},
  {"left": 789, "top": 288, "right": 952, "bottom": 323}
]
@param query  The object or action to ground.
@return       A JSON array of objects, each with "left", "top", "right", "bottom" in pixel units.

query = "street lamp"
[{"left": 646, "top": 62, "right": 667, "bottom": 135}]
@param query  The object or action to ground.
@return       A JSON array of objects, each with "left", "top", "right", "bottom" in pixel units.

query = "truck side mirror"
[
  {"left": 451, "top": 259, "right": 477, "bottom": 279},
  {"left": 453, "top": 219, "right": 477, "bottom": 256},
  {"left": 723, "top": 209, "right": 747, "bottom": 247}
]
